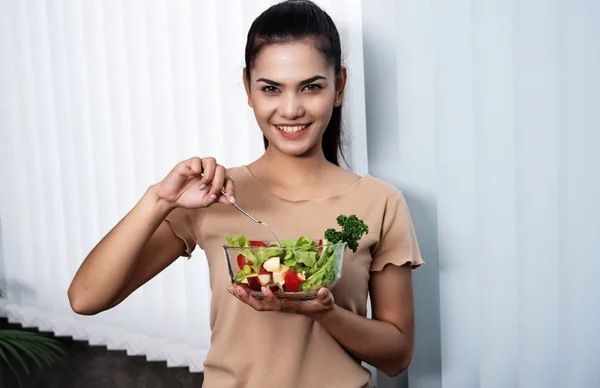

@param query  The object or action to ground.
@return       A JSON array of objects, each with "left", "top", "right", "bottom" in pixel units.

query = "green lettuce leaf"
[
  {"left": 300, "top": 247, "right": 342, "bottom": 291},
  {"left": 234, "top": 265, "right": 252, "bottom": 282}
]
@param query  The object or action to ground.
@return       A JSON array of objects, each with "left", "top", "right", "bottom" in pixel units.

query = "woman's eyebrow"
[{"left": 255, "top": 75, "right": 327, "bottom": 87}]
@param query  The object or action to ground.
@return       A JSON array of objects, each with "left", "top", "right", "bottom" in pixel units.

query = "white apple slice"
[
  {"left": 273, "top": 272, "right": 285, "bottom": 286},
  {"left": 263, "top": 257, "right": 281, "bottom": 272},
  {"left": 258, "top": 274, "right": 271, "bottom": 286},
  {"left": 279, "top": 265, "right": 289, "bottom": 274}
]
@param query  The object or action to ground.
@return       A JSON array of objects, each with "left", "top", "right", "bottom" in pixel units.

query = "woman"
[{"left": 68, "top": 1, "right": 423, "bottom": 387}]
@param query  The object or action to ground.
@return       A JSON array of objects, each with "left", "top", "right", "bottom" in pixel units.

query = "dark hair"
[{"left": 244, "top": 0, "right": 346, "bottom": 166}]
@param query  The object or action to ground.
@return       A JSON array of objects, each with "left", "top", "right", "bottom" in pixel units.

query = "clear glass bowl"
[{"left": 224, "top": 240, "right": 347, "bottom": 300}]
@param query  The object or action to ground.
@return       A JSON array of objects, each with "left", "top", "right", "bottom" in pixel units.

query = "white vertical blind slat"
[
  {"left": 16, "top": 0, "right": 47, "bottom": 309},
  {"left": 515, "top": 1, "right": 560, "bottom": 387},
  {"left": 559, "top": 2, "right": 600, "bottom": 387},
  {"left": 434, "top": 1, "right": 479, "bottom": 387},
  {"left": 473, "top": 1, "right": 518, "bottom": 387}
]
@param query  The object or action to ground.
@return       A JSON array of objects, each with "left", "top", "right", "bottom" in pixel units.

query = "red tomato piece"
[
  {"left": 284, "top": 270, "right": 300, "bottom": 292},
  {"left": 236, "top": 254, "right": 246, "bottom": 270},
  {"left": 249, "top": 240, "right": 268, "bottom": 247}
]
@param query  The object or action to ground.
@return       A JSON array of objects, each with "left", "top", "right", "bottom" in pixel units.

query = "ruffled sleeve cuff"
[{"left": 370, "top": 190, "right": 424, "bottom": 272}]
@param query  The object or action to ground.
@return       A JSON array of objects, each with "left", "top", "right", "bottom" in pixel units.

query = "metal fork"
[{"left": 221, "top": 189, "right": 282, "bottom": 245}]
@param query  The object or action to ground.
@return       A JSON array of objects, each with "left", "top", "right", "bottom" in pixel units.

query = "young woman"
[{"left": 68, "top": 1, "right": 423, "bottom": 387}]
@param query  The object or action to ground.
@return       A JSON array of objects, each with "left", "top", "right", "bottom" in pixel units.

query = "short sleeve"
[
  {"left": 164, "top": 207, "right": 198, "bottom": 258},
  {"left": 370, "top": 190, "right": 424, "bottom": 271}
]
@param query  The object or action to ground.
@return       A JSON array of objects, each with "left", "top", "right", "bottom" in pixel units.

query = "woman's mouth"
[{"left": 275, "top": 123, "right": 312, "bottom": 138}]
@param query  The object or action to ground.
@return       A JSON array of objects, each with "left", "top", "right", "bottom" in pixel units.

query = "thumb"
[
  {"left": 318, "top": 288, "right": 334, "bottom": 306},
  {"left": 318, "top": 288, "right": 330, "bottom": 299}
]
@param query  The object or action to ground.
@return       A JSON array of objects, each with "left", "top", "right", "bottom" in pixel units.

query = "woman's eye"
[
  {"left": 261, "top": 86, "right": 278, "bottom": 94},
  {"left": 303, "top": 84, "right": 322, "bottom": 92}
]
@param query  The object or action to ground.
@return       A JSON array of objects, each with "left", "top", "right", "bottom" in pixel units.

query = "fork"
[{"left": 220, "top": 189, "right": 282, "bottom": 245}]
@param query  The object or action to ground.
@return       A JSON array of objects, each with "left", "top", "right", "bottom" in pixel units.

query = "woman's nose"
[{"left": 279, "top": 93, "right": 304, "bottom": 119}]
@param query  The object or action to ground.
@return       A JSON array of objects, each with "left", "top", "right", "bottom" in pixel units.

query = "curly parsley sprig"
[{"left": 324, "top": 214, "right": 369, "bottom": 253}]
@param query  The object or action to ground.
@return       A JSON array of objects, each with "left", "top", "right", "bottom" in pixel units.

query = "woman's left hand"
[{"left": 227, "top": 284, "right": 335, "bottom": 318}]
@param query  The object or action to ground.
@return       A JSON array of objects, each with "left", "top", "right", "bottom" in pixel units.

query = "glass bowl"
[{"left": 224, "top": 239, "right": 347, "bottom": 300}]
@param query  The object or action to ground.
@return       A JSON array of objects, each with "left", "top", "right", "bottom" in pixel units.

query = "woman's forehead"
[{"left": 252, "top": 42, "right": 333, "bottom": 82}]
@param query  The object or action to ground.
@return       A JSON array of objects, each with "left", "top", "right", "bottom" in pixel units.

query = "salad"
[{"left": 225, "top": 214, "right": 368, "bottom": 293}]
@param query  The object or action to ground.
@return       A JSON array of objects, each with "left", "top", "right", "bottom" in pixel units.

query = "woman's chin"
[{"left": 267, "top": 139, "right": 320, "bottom": 158}]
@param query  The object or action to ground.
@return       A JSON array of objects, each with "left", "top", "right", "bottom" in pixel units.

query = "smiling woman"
[{"left": 66, "top": 1, "right": 423, "bottom": 388}]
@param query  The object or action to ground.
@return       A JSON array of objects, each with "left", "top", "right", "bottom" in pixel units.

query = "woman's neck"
[{"left": 249, "top": 145, "right": 334, "bottom": 189}]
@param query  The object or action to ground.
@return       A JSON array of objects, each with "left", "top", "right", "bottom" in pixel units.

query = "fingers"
[
  {"left": 218, "top": 176, "right": 236, "bottom": 205},
  {"left": 189, "top": 156, "right": 203, "bottom": 175},
  {"left": 228, "top": 285, "right": 283, "bottom": 312},
  {"left": 198, "top": 157, "right": 216, "bottom": 186},
  {"left": 177, "top": 156, "right": 234, "bottom": 205},
  {"left": 233, "top": 286, "right": 267, "bottom": 311},
  {"left": 208, "top": 164, "right": 226, "bottom": 199},
  {"left": 227, "top": 285, "right": 335, "bottom": 316},
  {"left": 175, "top": 156, "right": 202, "bottom": 177},
  {"left": 261, "top": 287, "right": 278, "bottom": 304}
]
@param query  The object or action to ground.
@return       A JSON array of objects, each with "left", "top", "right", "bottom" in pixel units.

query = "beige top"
[{"left": 165, "top": 166, "right": 423, "bottom": 388}]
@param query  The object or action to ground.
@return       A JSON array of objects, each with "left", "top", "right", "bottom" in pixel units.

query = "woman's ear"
[
  {"left": 242, "top": 68, "right": 253, "bottom": 108},
  {"left": 334, "top": 66, "right": 347, "bottom": 107}
]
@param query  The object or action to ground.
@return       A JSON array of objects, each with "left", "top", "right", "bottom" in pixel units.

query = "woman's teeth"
[{"left": 276, "top": 125, "right": 308, "bottom": 133}]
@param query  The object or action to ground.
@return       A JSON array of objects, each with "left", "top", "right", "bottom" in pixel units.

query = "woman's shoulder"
[
  {"left": 225, "top": 165, "right": 248, "bottom": 179},
  {"left": 356, "top": 173, "right": 403, "bottom": 200}
]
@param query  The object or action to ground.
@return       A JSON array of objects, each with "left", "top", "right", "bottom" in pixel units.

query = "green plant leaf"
[
  {"left": 0, "top": 339, "right": 30, "bottom": 375},
  {"left": 0, "top": 330, "right": 64, "bottom": 362},
  {"left": 4, "top": 338, "right": 44, "bottom": 370},
  {"left": 30, "top": 337, "right": 65, "bottom": 356},
  {"left": 0, "top": 330, "right": 64, "bottom": 353},
  {"left": 20, "top": 339, "right": 60, "bottom": 365},
  {"left": 0, "top": 329, "right": 43, "bottom": 337}
]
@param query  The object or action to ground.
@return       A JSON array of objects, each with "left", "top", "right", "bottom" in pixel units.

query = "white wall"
[{"left": 363, "top": 1, "right": 600, "bottom": 387}]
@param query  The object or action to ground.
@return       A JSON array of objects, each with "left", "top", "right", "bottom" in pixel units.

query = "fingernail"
[
  {"left": 210, "top": 194, "right": 217, "bottom": 200},
  {"left": 261, "top": 287, "right": 267, "bottom": 294},
  {"left": 229, "top": 196, "right": 235, "bottom": 204},
  {"left": 199, "top": 184, "right": 206, "bottom": 190}
]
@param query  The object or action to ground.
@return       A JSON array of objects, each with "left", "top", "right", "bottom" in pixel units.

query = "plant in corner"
[{"left": 0, "top": 287, "right": 66, "bottom": 386}]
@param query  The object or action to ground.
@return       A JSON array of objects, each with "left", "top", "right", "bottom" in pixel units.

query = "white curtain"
[
  {"left": 0, "top": 0, "right": 369, "bottom": 376},
  {"left": 363, "top": 1, "right": 600, "bottom": 388}
]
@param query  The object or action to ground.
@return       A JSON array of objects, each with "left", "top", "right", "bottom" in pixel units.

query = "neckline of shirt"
[{"left": 240, "top": 164, "right": 371, "bottom": 204}]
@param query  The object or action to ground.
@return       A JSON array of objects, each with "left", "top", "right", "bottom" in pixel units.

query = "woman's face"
[{"left": 244, "top": 41, "right": 344, "bottom": 158}]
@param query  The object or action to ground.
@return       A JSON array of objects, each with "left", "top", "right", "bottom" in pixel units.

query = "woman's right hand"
[{"left": 152, "top": 156, "right": 235, "bottom": 210}]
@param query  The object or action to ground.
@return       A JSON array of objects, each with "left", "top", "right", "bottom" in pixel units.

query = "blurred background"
[{"left": 0, "top": 0, "right": 599, "bottom": 387}]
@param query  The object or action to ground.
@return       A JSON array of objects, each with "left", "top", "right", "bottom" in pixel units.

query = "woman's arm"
[
  {"left": 67, "top": 186, "right": 184, "bottom": 315},
  {"left": 68, "top": 156, "right": 234, "bottom": 315},
  {"left": 308, "top": 264, "right": 415, "bottom": 377}
]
